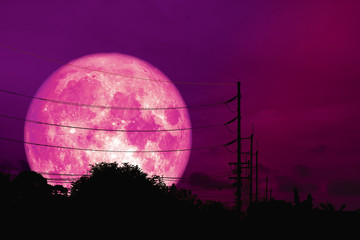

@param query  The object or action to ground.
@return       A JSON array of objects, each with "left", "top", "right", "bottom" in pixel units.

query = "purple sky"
[{"left": 1, "top": 0, "right": 360, "bottom": 210}]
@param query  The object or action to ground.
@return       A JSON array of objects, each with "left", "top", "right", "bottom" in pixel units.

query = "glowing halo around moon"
[{"left": 24, "top": 53, "right": 192, "bottom": 186}]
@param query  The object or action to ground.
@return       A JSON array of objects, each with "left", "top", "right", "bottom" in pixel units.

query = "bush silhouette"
[
  {"left": 11, "top": 171, "right": 51, "bottom": 212},
  {"left": 69, "top": 162, "right": 230, "bottom": 222},
  {"left": 70, "top": 162, "right": 174, "bottom": 218}
]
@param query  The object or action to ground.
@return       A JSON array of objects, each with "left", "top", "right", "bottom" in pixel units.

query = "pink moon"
[{"left": 24, "top": 53, "right": 192, "bottom": 186}]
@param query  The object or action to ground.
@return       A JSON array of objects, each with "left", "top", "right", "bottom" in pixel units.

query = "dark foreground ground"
[{"left": 1, "top": 163, "right": 359, "bottom": 232}]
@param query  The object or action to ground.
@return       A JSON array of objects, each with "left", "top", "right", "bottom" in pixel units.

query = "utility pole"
[
  {"left": 255, "top": 146, "right": 259, "bottom": 202},
  {"left": 265, "top": 177, "right": 269, "bottom": 201},
  {"left": 228, "top": 82, "right": 258, "bottom": 210},
  {"left": 249, "top": 133, "right": 254, "bottom": 204},
  {"left": 236, "top": 81, "right": 242, "bottom": 211}
]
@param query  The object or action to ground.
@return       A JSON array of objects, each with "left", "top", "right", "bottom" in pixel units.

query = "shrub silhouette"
[
  {"left": 0, "top": 173, "right": 12, "bottom": 212},
  {"left": 70, "top": 162, "right": 174, "bottom": 218},
  {"left": 69, "top": 162, "right": 229, "bottom": 221},
  {"left": 11, "top": 171, "right": 51, "bottom": 213}
]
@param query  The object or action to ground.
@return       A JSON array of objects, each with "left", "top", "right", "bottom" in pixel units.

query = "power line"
[
  {"left": 37, "top": 171, "right": 84, "bottom": 176},
  {"left": 0, "top": 43, "right": 235, "bottom": 86},
  {"left": 0, "top": 167, "right": 236, "bottom": 182},
  {"left": 38, "top": 168, "right": 234, "bottom": 177},
  {"left": 46, "top": 178, "right": 78, "bottom": 181},
  {"left": 0, "top": 113, "right": 236, "bottom": 132},
  {"left": 0, "top": 136, "right": 236, "bottom": 153},
  {"left": 0, "top": 89, "right": 237, "bottom": 111}
]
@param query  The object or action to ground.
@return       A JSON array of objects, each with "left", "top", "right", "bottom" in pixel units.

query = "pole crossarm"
[{"left": 227, "top": 81, "right": 259, "bottom": 211}]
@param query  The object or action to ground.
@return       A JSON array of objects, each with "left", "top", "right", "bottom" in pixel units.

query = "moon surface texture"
[{"left": 24, "top": 53, "right": 192, "bottom": 186}]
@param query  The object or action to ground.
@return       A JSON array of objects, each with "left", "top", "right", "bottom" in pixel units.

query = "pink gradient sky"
[{"left": 1, "top": 0, "right": 360, "bottom": 209}]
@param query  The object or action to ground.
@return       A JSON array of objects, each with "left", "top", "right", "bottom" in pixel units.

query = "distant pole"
[
  {"left": 236, "top": 81, "right": 242, "bottom": 211},
  {"left": 255, "top": 146, "right": 259, "bottom": 202},
  {"left": 249, "top": 133, "right": 254, "bottom": 204},
  {"left": 265, "top": 177, "right": 269, "bottom": 201}
]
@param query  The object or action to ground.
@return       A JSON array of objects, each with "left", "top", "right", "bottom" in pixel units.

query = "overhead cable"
[
  {"left": 0, "top": 136, "right": 237, "bottom": 153},
  {"left": 0, "top": 43, "right": 235, "bottom": 86},
  {"left": 0, "top": 113, "right": 235, "bottom": 132},
  {"left": 0, "top": 89, "right": 233, "bottom": 110},
  {"left": 224, "top": 95, "right": 238, "bottom": 103}
]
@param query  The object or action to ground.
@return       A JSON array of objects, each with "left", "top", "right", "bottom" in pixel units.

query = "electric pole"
[
  {"left": 236, "top": 81, "right": 242, "bottom": 211},
  {"left": 228, "top": 82, "right": 260, "bottom": 211},
  {"left": 255, "top": 146, "right": 259, "bottom": 202},
  {"left": 249, "top": 132, "right": 254, "bottom": 204},
  {"left": 265, "top": 177, "right": 269, "bottom": 201}
]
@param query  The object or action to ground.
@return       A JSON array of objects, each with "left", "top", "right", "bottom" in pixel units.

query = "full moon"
[{"left": 24, "top": 53, "right": 192, "bottom": 186}]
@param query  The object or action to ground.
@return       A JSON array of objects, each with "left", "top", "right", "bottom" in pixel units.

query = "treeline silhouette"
[
  {"left": 1, "top": 162, "right": 359, "bottom": 227},
  {"left": 0, "top": 162, "right": 236, "bottom": 225}
]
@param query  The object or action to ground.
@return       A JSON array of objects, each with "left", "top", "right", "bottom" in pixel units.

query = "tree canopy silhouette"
[
  {"left": 11, "top": 171, "right": 51, "bottom": 212},
  {"left": 70, "top": 162, "right": 183, "bottom": 218},
  {"left": 69, "top": 162, "right": 231, "bottom": 221},
  {"left": 71, "top": 162, "right": 166, "bottom": 199}
]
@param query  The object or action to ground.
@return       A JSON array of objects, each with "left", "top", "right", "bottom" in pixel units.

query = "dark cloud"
[
  {"left": 293, "top": 164, "right": 312, "bottom": 177},
  {"left": 188, "top": 172, "right": 232, "bottom": 190},
  {"left": 311, "top": 144, "right": 328, "bottom": 154},
  {"left": 274, "top": 175, "right": 299, "bottom": 193},
  {"left": 327, "top": 179, "right": 360, "bottom": 196},
  {"left": 274, "top": 175, "right": 318, "bottom": 193},
  {"left": 259, "top": 163, "right": 274, "bottom": 175}
]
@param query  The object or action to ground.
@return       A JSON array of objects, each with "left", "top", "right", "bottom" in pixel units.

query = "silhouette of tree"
[
  {"left": 12, "top": 171, "right": 50, "bottom": 199},
  {"left": 293, "top": 187, "right": 300, "bottom": 206},
  {"left": 339, "top": 204, "right": 346, "bottom": 212},
  {"left": 71, "top": 162, "right": 167, "bottom": 198},
  {"left": 11, "top": 171, "right": 51, "bottom": 214},
  {"left": 69, "top": 162, "right": 234, "bottom": 222},
  {"left": 166, "top": 183, "right": 203, "bottom": 218},
  {"left": 51, "top": 185, "right": 68, "bottom": 197},
  {"left": 0, "top": 172, "right": 11, "bottom": 211},
  {"left": 70, "top": 162, "right": 173, "bottom": 219},
  {"left": 305, "top": 193, "right": 313, "bottom": 209},
  {"left": 168, "top": 183, "right": 200, "bottom": 205},
  {"left": 319, "top": 202, "right": 335, "bottom": 212}
]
